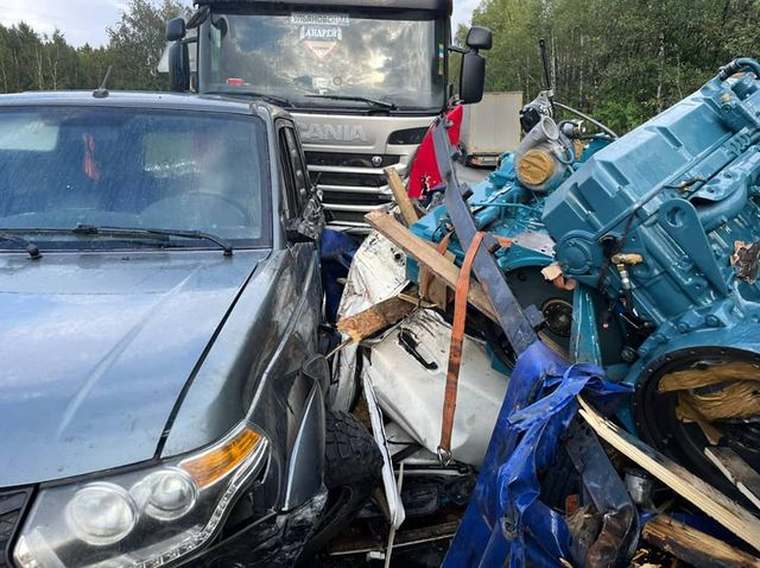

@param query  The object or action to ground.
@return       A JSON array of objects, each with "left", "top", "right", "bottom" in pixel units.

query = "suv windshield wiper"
[
  {"left": 0, "top": 231, "right": 41, "bottom": 259},
  {"left": 207, "top": 90, "right": 293, "bottom": 108},
  {"left": 71, "top": 225, "right": 234, "bottom": 256},
  {"left": 305, "top": 94, "right": 397, "bottom": 111}
]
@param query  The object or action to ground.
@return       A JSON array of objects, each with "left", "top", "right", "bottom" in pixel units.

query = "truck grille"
[
  {"left": 0, "top": 489, "right": 31, "bottom": 567},
  {"left": 306, "top": 152, "right": 405, "bottom": 233},
  {"left": 306, "top": 151, "right": 400, "bottom": 169}
]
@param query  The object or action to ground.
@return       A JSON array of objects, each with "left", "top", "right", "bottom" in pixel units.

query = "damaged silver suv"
[{"left": 0, "top": 90, "right": 378, "bottom": 567}]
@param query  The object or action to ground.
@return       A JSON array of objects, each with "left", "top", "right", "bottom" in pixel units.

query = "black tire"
[
  {"left": 324, "top": 411, "right": 382, "bottom": 489},
  {"left": 299, "top": 411, "right": 382, "bottom": 562}
]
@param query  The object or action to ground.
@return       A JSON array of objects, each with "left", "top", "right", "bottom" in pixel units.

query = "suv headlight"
[{"left": 14, "top": 424, "right": 269, "bottom": 568}]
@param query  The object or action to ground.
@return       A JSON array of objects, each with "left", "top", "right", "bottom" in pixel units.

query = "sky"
[
  {"left": 0, "top": 0, "right": 479, "bottom": 47},
  {"left": 453, "top": 0, "right": 480, "bottom": 31}
]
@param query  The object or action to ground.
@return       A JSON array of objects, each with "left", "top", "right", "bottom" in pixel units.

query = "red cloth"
[
  {"left": 407, "top": 104, "right": 463, "bottom": 199},
  {"left": 82, "top": 134, "right": 101, "bottom": 182}
]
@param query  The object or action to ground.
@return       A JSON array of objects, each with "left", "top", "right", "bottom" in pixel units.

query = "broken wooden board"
[
  {"left": 705, "top": 447, "right": 760, "bottom": 511},
  {"left": 642, "top": 514, "right": 760, "bottom": 568},
  {"left": 337, "top": 295, "right": 417, "bottom": 342},
  {"left": 659, "top": 361, "right": 760, "bottom": 392},
  {"left": 384, "top": 167, "right": 419, "bottom": 226},
  {"left": 577, "top": 397, "right": 760, "bottom": 552},
  {"left": 367, "top": 210, "right": 568, "bottom": 359},
  {"left": 365, "top": 211, "right": 498, "bottom": 321},
  {"left": 419, "top": 244, "right": 455, "bottom": 310}
]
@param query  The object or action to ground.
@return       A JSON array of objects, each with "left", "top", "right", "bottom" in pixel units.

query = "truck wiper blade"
[
  {"left": 305, "top": 94, "right": 397, "bottom": 110},
  {"left": 72, "top": 225, "right": 234, "bottom": 256},
  {"left": 0, "top": 231, "right": 41, "bottom": 259},
  {"left": 207, "top": 90, "right": 293, "bottom": 108}
]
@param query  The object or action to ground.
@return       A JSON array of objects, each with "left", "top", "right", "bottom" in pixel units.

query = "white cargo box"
[{"left": 461, "top": 91, "right": 523, "bottom": 166}]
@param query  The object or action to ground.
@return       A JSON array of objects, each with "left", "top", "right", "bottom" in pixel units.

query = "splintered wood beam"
[
  {"left": 366, "top": 210, "right": 568, "bottom": 358},
  {"left": 384, "top": 167, "right": 419, "bottom": 226},
  {"left": 577, "top": 397, "right": 760, "bottom": 553},
  {"left": 642, "top": 515, "right": 760, "bottom": 568},
  {"left": 337, "top": 296, "right": 417, "bottom": 342},
  {"left": 365, "top": 211, "right": 498, "bottom": 321},
  {"left": 705, "top": 447, "right": 760, "bottom": 511}
]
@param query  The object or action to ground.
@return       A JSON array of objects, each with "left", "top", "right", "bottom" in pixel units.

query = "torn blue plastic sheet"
[{"left": 444, "top": 341, "right": 633, "bottom": 568}]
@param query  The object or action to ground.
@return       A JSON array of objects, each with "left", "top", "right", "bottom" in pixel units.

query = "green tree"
[
  {"left": 470, "top": 0, "right": 760, "bottom": 133},
  {"left": 106, "top": 0, "right": 191, "bottom": 90},
  {"left": 0, "top": 0, "right": 193, "bottom": 93}
]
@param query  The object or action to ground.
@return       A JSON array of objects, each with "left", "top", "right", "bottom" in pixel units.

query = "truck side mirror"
[
  {"left": 168, "top": 41, "right": 190, "bottom": 92},
  {"left": 466, "top": 26, "right": 493, "bottom": 51},
  {"left": 166, "top": 17, "right": 186, "bottom": 42},
  {"left": 460, "top": 51, "right": 486, "bottom": 104},
  {"left": 459, "top": 26, "right": 491, "bottom": 105}
]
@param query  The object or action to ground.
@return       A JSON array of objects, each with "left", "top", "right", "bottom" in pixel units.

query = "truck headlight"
[{"left": 14, "top": 424, "right": 268, "bottom": 568}]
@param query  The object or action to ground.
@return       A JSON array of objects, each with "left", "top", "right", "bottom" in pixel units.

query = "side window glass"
[
  {"left": 278, "top": 126, "right": 298, "bottom": 219},
  {"left": 284, "top": 127, "right": 309, "bottom": 209}
]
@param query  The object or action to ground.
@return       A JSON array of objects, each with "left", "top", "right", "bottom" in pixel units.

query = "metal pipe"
[
  {"left": 718, "top": 57, "right": 760, "bottom": 81},
  {"left": 554, "top": 101, "right": 619, "bottom": 139},
  {"left": 697, "top": 180, "right": 749, "bottom": 232}
]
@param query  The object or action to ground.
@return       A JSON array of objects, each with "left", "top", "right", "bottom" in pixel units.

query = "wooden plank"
[
  {"left": 367, "top": 210, "right": 567, "bottom": 358},
  {"left": 337, "top": 296, "right": 417, "bottom": 342},
  {"left": 705, "top": 447, "right": 760, "bottom": 510},
  {"left": 642, "top": 514, "right": 760, "bottom": 568},
  {"left": 418, "top": 233, "right": 453, "bottom": 310},
  {"left": 577, "top": 397, "right": 760, "bottom": 553},
  {"left": 422, "top": 250, "right": 454, "bottom": 309},
  {"left": 365, "top": 211, "right": 498, "bottom": 321},
  {"left": 384, "top": 167, "right": 419, "bottom": 226}
]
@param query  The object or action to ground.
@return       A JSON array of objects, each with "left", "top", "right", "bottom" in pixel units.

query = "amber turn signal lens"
[{"left": 180, "top": 428, "right": 262, "bottom": 489}]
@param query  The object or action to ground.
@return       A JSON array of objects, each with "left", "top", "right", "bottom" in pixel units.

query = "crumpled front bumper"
[{"left": 179, "top": 488, "right": 328, "bottom": 568}]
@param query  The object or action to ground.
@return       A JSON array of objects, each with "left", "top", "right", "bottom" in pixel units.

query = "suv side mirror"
[
  {"left": 168, "top": 40, "right": 190, "bottom": 92},
  {"left": 285, "top": 187, "right": 324, "bottom": 243},
  {"left": 466, "top": 26, "right": 493, "bottom": 51},
  {"left": 286, "top": 221, "right": 317, "bottom": 243},
  {"left": 166, "top": 17, "right": 186, "bottom": 42}
]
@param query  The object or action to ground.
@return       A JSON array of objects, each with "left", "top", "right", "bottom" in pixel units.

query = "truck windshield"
[
  {"left": 0, "top": 107, "right": 271, "bottom": 249},
  {"left": 200, "top": 10, "right": 447, "bottom": 112}
]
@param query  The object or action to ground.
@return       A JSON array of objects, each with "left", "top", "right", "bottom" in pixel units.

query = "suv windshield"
[
  {"left": 199, "top": 10, "right": 447, "bottom": 112},
  {"left": 0, "top": 107, "right": 271, "bottom": 249}
]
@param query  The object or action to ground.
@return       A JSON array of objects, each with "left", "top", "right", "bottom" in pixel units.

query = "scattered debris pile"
[{"left": 322, "top": 58, "right": 760, "bottom": 566}]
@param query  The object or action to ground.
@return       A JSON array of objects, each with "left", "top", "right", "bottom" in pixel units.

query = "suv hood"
[{"left": 0, "top": 249, "right": 269, "bottom": 487}]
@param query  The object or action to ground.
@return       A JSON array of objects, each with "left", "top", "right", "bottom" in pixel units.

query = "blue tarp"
[
  {"left": 444, "top": 341, "right": 633, "bottom": 568},
  {"left": 320, "top": 229, "right": 358, "bottom": 323}
]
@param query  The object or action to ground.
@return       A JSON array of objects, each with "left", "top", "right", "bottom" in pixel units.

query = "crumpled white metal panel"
[
  {"left": 363, "top": 309, "right": 509, "bottom": 467},
  {"left": 330, "top": 230, "right": 408, "bottom": 412}
]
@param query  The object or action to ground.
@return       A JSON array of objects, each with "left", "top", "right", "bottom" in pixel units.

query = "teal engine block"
[
  {"left": 543, "top": 65, "right": 760, "bottom": 367},
  {"left": 410, "top": 60, "right": 760, "bottom": 486}
]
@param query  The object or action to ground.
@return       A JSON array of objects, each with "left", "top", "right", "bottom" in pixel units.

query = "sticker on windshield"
[
  {"left": 290, "top": 13, "right": 350, "bottom": 27},
  {"left": 300, "top": 26, "right": 342, "bottom": 42},
  {"left": 291, "top": 14, "right": 350, "bottom": 60}
]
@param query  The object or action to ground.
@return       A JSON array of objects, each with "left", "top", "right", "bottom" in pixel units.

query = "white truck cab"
[{"left": 166, "top": 0, "right": 491, "bottom": 232}]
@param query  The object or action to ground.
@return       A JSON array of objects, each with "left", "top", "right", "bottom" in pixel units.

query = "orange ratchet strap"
[{"left": 438, "top": 231, "right": 485, "bottom": 464}]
